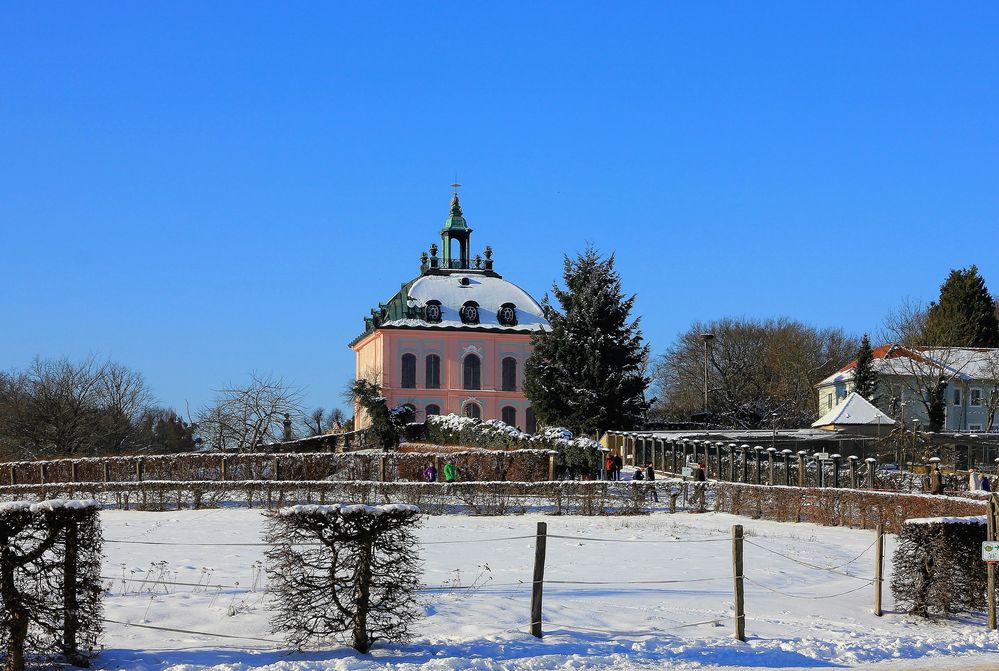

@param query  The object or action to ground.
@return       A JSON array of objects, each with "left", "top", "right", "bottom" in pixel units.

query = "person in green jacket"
[{"left": 443, "top": 460, "right": 457, "bottom": 483}]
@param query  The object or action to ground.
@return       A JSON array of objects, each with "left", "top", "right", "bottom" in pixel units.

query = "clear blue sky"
[{"left": 2, "top": 3, "right": 998, "bottom": 417}]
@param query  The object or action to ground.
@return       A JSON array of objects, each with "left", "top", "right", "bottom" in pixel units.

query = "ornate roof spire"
[{"left": 449, "top": 183, "right": 463, "bottom": 217}]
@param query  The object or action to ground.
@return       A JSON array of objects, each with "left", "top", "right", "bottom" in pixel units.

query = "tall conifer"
[
  {"left": 853, "top": 334, "right": 879, "bottom": 401},
  {"left": 922, "top": 265, "right": 999, "bottom": 347},
  {"left": 523, "top": 246, "right": 650, "bottom": 435}
]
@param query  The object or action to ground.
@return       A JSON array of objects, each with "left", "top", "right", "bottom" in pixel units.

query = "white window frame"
[
  {"left": 970, "top": 387, "right": 983, "bottom": 407},
  {"left": 953, "top": 388, "right": 962, "bottom": 406},
  {"left": 969, "top": 424, "right": 983, "bottom": 432},
  {"left": 826, "top": 393, "right": 833, "bottom": 410}
]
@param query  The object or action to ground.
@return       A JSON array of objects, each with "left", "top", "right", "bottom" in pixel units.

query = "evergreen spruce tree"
[
  {"left": 922, "top": 265, "right": 999, "bottom": 347},
  {"left": 523, "top": 246, "right": 650, "bottom": 435},
  {"left": 852, "top": 334, "right": 879, "bottom": 401}
]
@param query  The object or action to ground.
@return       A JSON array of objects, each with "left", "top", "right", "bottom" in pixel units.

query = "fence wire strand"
[
  {"left": 744, "top": 539, "right": 875, "bottom": 581},
  {"left": 743, "top": 575, "right": 873, "bottom": 600}
]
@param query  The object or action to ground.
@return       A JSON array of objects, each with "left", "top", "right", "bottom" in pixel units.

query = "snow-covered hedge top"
[
  {"left": 0, "top": 499, "right": 99, "bottom": 514},
  {"left": 279, "top": 503, "right": 420, "bottom": 517},
  {"left": 904, "top": 515, "right": 988, "bottom": 526}
]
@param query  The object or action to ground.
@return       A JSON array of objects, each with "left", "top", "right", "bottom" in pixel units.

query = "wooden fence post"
[
  {"left": 530, "top": 521, "right": 548, "bottom": 638},
  {"left": 547, "top": 451, "right": 557, "bottom": 481},
  {"left": 70, "top": 461, "right": 79, "bottom": 484},
  {"left": 220, "top": 456, "right": 227, "bottom": 482},
  {"left": 849, "top": 456, "right": 858, "bottom": 489},
  {"left": 732, "top": 524, "right": 745, "bottom": 641},
  {"left": 797, "top": 451, "right": 807, "bottom": 487},
  {"left": 988, "top": 496, "right": 997, "bottom": 630},
  {"left": 874, "top": 523, "right": 884, "bottom": 617},
  {"left": 103, "top": 462, "right": 110, "bottom": 483},
  {"left": 39, "top": 463, "right": 47, "bottom": 485},
  {"left": 380, "top": 454, "right": 387, "bottom": 482},
  {"left": 272, "top": 456, "right": 280, "bottom": 481},
  {"left": 8, "top": 464, "right": 15, "bottom": 486},
  {"left": 865, "top": 458, "right": 877, "bottom": 489},
  {"left": 135, "top": 459, "right": 144, "bottom": 482}
]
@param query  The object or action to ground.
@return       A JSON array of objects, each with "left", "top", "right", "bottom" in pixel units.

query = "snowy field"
[{"left": 95, "top": 509, "right": 999, "bottom": 671}]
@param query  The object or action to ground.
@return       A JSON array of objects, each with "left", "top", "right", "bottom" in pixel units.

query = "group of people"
[
  {"left": 604, "top": 453, "right": 624, "bottom": 480},
  {"left": 926, "top": 464, "right": 994, "bottom": 494},
  {"left": 968, "top": 467, "right": 994, "bottom": 493},
  {"left": 423, "top": 460, "right": 457, "bottom": 483}
]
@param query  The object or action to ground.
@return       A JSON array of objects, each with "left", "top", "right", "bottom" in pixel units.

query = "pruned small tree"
[
  {"left": 0, "top": 500, "right": 103, "bottom": 671},
  {"left": 265, "top": 503, "right": 422, "bottom": 653}
]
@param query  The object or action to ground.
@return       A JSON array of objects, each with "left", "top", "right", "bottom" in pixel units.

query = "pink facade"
[
  {"left": 349, "top": 191, "right": 546, "bottom": 431},
  {"left": 352, "top": 328, "right": 537, "bottom": 431}
]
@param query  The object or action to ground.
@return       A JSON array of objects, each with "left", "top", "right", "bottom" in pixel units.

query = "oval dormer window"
[
  {"left": 498, "top": 302, "right": 517, "bottom": 326},
  {"left": 425, "top": 300, "right": 442, "bottom": 324},
  {"left": 460, "top": 301, "right": 479, "bottom": 325}
]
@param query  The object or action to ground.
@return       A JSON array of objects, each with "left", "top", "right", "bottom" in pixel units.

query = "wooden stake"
[
  {"left": 988, "top": 496, "right": 997, "bottom": 630},
  {"left": 732, "top": 524, "right": 745, "bottom": 641},
  {"left": 220, "top": 456, "right": 227, "bottom": 482},
  {"left": 530, "top": 521, "right": 548, "bottom": 638},
  {"left": 874, "top": 523, "right": 884, "bottom": 617}
]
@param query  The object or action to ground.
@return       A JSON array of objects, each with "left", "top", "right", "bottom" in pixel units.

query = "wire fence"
[{"left": 100, "top": 521, "right": 887, "bottom": 648}]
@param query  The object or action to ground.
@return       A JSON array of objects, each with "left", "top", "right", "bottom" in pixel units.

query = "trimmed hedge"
[
  {"left": 891, "top": 516, "right": 987, "bottom": 616},
  {"left": 710, "top": 482, "right": 987, "bottom": 534},
  {"left": 425, "top": 415, "right": 600, "bottom": 474}
]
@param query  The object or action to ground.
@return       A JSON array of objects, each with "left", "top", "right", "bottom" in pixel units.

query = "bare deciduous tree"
[
  {"left": 195, "top": 374, "right": 303, "bottom": 451},
  {"left": 0, "top": 358, "right": 153, "bottom": 459},
  {"left": 652, "top": 317, "right": 857, "bottom": 428}
]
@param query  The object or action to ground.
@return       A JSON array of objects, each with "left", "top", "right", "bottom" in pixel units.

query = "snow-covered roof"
[
  {"left": 382, "top": 272, "right": 548, "bottom": 333},
  {"left": 811, "top": 392, "right": 896, "bottom": 428},
  {"left": 817, "top": 345, "right": 999, "bottom": 387}
]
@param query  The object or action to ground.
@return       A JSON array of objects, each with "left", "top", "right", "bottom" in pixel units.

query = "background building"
[
  {"left": 815, "top": 345, "right": 999, "bottom": 432},
  {"left": 349, "top": 191, "right": 548, "bottom": 430}
]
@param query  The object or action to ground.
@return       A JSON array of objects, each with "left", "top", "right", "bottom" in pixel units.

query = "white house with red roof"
[{"left": 815, "top": 345, "right": 999, "bottom": 432}]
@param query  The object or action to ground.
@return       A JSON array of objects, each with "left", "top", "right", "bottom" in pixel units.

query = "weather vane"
[{"left": 450, "top": 182, "right": 461, "bottom": 192}]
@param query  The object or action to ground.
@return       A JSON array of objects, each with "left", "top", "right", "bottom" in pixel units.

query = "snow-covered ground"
[{"left": 95, "top": 509, "right": 999, "bottom": 671}]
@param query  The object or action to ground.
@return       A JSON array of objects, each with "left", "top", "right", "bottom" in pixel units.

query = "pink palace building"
[{"left": 349, "top": 190, "right": 548, "bottom": 431}]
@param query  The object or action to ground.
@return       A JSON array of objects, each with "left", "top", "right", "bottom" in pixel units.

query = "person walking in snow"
[
  {"left": 605, "top": 454, "right": 615, "bottom": 481},
  {"left": 633, "top": 467, "right": 644, "bottom": 480},
  {"left": 612, "top": 454, "right": 623, "bottom": 481},
  {"left": 983, "top": 475, "right": 993, "bottom": 493},
  {"left": 929, "top": 464, "right": 943, "bottom": 495},
  {"left": 645, "top": 462, "right": 659, "bottom": 502},
  {"left": 423, "top": 463, "right": 437, "bottom": 483},
  {"left": 969, "top": 468, "right": 982, "bottom": 491},
  {"left": 695, "top": 462, "right": 706, "bottom": 482},
  {"left": 443, "top": 460, "right": 457, "bottom": 483}
]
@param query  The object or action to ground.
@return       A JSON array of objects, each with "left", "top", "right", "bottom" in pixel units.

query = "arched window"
[
  {"left": 501, "top": 406, "right": 517, "bottom": 427},
  {"left": 463, "top": 402, "right": 481, "bottom": 419},
  {"left": 425, "top": 404, "right": 441, "bottom": 417},
  {"left": 463, "top": 353, "right": 481, "bottom": 390},
  {"left": 425, "top": 354, "right": 441, "bottom": 389},
  {"left": 525, "top": 407, "right": 537, "bottom": 434},
  {"left": 501, "top": 357, "right": 517, "bottom": 391},
  {"left": 401, "top": 353, "right": 416, "bottom": 389}
]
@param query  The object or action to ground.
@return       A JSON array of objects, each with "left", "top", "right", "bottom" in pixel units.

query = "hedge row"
[
  {"left": 1, "top": 449, "right": 552, "bottom": 486},
  {"left": 0, "top": 480, "right": 677, "bottom": 516},
  {"left": 710, "top": 482, "right": 987, "bottom": 534}
]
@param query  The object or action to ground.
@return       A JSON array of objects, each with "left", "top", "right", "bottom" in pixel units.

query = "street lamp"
[
  {"left": 771, "top": 412, "right": 778, "bottom": 454},
  {"left": 699, "top": 333, "right": 715, "bottom": 417}
]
